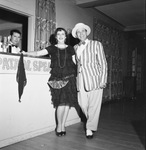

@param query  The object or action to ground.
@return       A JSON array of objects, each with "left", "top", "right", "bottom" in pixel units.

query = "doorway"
[{"left": 0, "top": 7, "right": 28, "bottom": 51}]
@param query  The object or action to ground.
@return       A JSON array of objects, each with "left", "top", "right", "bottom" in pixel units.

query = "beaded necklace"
[{"left": 57, "top": 46, "right": 67, "bottom": 68}]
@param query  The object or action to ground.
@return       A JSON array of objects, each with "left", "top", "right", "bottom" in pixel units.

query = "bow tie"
[
  {"left": 11, "top": 45, "right": 18, "bottom": 48},
  {"left": 78, "top": 41, "right": 86, "bottom": 46}
]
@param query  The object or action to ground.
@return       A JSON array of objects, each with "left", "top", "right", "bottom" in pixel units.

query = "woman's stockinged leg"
[
  {"left": 62, "top": 106, "right": 70, "bottom": 131},
  {"left": 56, "top": 105, "right": 65, "bottom": 132}
]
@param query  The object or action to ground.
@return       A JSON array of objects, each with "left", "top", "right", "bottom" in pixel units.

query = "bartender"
[{"left": 7, "top": 29, "right": 21, "bottom": 54}]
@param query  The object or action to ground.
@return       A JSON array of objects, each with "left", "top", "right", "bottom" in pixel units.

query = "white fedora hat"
[{"left": 72, "top": 23, "right": 91, "bottom": 38}]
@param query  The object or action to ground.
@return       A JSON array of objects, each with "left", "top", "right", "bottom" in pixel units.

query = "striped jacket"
[{"left": 75, "top": 40, "right": 108, "bottom": 91}]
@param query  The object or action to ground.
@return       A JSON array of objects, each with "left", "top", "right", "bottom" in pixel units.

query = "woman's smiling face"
[{"left": 56, "top": 30, "right": 66, "bottom": 43}]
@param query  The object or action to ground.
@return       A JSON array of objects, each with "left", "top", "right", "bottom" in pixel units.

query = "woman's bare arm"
[{"left": 22, "top": 49, "right": 48, "bottom": 57}]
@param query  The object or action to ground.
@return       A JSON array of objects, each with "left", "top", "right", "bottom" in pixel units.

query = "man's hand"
[{"left": 99, "top": 83, "right": 106, "bottom": 89}]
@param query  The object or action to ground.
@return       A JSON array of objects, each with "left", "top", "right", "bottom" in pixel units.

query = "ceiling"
[
  {"left": 75, "top": 0, "right": 145, "bottom": 37},
  {"left": 0, "top": 0, "right": 145, "bottom": 37}
]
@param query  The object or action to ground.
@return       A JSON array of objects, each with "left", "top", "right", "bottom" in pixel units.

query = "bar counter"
[{"left": 0, "top": 52, "right": 80, "bottom": 148}]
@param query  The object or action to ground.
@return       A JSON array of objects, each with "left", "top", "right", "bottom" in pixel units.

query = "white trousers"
[{"left": 78, "top": 73, "right": 103, "bottom": 131}]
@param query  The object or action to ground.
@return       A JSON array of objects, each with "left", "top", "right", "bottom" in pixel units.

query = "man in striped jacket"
[{"left": 72, "top": 23, "right": 108, "bottom": 139}]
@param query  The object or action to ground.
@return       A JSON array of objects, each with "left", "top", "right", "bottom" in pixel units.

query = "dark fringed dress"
[{"left": 46, "top": 45, "right": 78, "bottom": 108}]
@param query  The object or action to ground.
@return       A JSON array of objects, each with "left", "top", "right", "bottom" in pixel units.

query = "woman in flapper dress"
[{"left": 23, "top": 28, "right": 79, "bottom": 137}]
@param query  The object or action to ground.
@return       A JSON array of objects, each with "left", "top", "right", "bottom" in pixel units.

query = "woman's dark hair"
[
  {"left": 54, "top": 27, "right": 68, "bottom": 44},
  {"left": 49, "top": 34, "right": 56, "bottom": 45}
]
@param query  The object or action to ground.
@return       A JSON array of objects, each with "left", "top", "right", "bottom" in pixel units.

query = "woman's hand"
[{"left": 21, "top": 51, "right": 26, "bottom": 55}]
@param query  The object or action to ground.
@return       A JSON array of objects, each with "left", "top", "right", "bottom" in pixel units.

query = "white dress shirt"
[{"left": 8, "top": 42, "right": 21, "bottom": 54}]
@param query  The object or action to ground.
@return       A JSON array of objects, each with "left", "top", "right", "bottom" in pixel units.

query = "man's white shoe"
[{"left": 86, "top": 129, "right": 93, "bottom": 139}]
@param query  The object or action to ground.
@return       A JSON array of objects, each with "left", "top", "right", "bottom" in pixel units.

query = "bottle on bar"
[
  {"left": 2, "top": 37, "right": 8, "bottom": 52},
  {"left": 0, "top": 35, "right": 3, "bottom": 52}
]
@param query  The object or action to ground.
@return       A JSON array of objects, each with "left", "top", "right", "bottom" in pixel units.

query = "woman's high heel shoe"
[
  {"left": 61, "top": 131, "right": 66, "bottom": 136},
  {"left": 56, "top": 131, "right": 62, "bottom": 136},
  {"left": 55, "top": 128, "right": 62, "bottom": 137},
  {"left": 61, "top": 127, "right": 66, "bottom": 136}
]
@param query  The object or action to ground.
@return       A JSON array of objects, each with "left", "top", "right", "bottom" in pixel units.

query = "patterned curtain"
[
  {"left": 35, "top": 0, "right": 56, "bottom": 51},
  {"left": 93, "top": 18, "right": 123, "bottom": 101}
]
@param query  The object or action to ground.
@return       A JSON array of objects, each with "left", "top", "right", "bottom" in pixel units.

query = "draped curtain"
[{"left": 35, "top": 0, "right": 56, "bottom": 51}]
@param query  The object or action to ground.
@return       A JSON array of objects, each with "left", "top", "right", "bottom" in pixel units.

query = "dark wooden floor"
[{"left": 1, "top": 95, "right": 145, "bottom": 150}]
